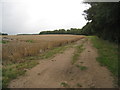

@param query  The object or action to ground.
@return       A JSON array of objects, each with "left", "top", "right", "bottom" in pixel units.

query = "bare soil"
[{"left": 8, "top": 38, "right": 114, "bottom": 88}]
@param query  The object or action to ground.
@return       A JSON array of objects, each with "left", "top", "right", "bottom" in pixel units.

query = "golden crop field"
[{"left": 2, "top": 35, "right": 84, "bottom": 64}]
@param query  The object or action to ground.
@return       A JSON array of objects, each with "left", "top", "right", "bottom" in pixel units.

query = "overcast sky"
[{"left": 1, "top": 0, "right": 90, "bottom": 35}]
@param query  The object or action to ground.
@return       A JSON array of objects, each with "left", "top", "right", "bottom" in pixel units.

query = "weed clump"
[
  {"left": 60, "top": 81, "right": 69, "bottom": 87},
  {"left": 76, "top": 64, "right": 87, "bottom": 71}
]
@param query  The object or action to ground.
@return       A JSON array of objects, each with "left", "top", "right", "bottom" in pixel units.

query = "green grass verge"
[
  {"left": 72, "top": 44, "right": 84, "bottom": 64},
  {"left": 89, "top": 36, "right": 119, "bottom": 86},
  {"left": 2, "top": 60, "right": 38, "bottom": 88}
]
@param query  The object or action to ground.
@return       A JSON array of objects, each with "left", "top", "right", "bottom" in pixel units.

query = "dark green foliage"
[
  {"left": 0, "top": 32, "right": 8, "bottom": 35},
  {"left": 82, "top": 22, "right": 94, "bottom": 35},
  {"left": 83, "top": 2, "right": 120, "bottom": 43},
  {"left": 39, "top": 28, "right": 86, "bottom": 35}
]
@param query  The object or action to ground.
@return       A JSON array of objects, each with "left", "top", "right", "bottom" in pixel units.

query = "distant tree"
[{"left": 0, "top": 32, "right": 8, "bottom": 35}]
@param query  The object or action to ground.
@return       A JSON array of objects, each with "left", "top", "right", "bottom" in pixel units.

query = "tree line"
[{"left": 39, "top": 28, "right": 91, "bottom": 35}]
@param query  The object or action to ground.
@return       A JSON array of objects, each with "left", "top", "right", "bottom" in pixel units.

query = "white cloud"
[{"left": 1, "top": 0, "right": 90, "bottom": 34}]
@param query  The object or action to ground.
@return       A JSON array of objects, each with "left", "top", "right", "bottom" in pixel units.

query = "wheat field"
[{"left": 2, "top": 35, "right": 84, "bottom": 64}]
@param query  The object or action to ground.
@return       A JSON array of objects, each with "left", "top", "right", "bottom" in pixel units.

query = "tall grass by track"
[{"left": 90, "top": 36, "right": 118, "bottom": 85}]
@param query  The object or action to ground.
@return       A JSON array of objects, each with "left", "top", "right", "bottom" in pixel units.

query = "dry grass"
[{"left": 2, "top": 35, "right": 84, "bottom": 64}]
